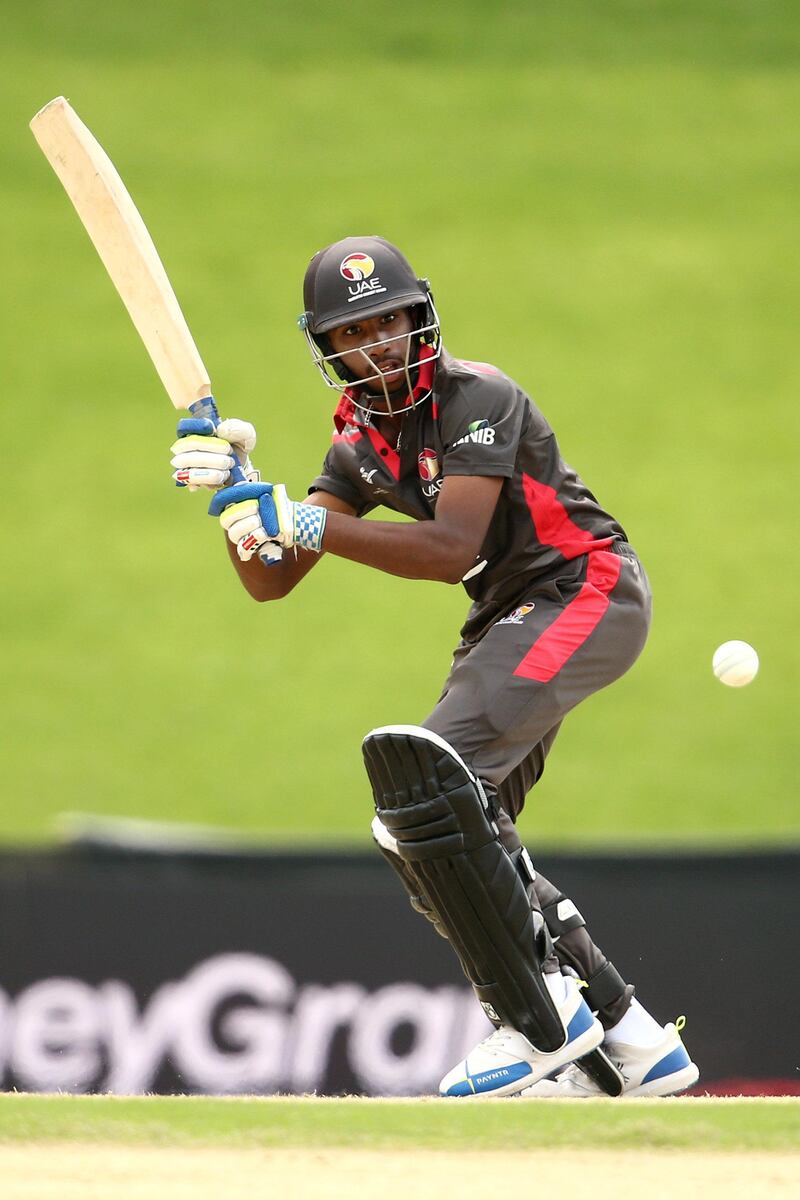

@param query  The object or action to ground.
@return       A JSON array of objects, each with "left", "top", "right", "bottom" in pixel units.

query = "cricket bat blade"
[{"left": 30, "top": 96, "right": 211, "bottom": 411}]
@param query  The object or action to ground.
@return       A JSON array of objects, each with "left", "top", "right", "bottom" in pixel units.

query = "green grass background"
[
  {"left": 1, "top": 1, "right": 797, "bottom": 845},
  {"left": 0, "top": 1094, "right": 798, "bottom": 1151}
]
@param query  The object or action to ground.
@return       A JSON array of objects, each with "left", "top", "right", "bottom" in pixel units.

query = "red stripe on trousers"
[{"left": 513, "top": 551, "right": 622, "bottom": 682}]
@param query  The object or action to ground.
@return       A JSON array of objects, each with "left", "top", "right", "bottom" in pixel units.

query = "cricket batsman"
[{"left": 170, "top": 236, "right": 699, "bottom": 1098}]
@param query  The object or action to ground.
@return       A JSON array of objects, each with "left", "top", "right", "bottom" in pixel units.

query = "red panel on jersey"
[
  {"left": 522, "top": 474, "right": 613, "bottom": 560},
  {"left": 366, "top": 425, "right": 401, "bottom": 479},
  {"left": 513, "top": 551, "right": 621, "bottom": 682},
  {"left": 457, "top": 359, "right": 502, "bottom": 376},
  {"left": 333, "top": 394, "right": 358, "bottom": 434}
]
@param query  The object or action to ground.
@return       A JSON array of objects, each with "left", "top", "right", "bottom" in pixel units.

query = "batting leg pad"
[
  {"left": 362, "top": 724, "right": 565, "bottom": 1053},
  {"left": 371, "top": 816, "right": 449, "bottom": 938}
]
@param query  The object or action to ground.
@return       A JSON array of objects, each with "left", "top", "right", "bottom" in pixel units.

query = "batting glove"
[
  {"left": 170, "top": 417, "right": 260, "bottom": 490},
  {"left": 209, "top": 482, "right": 327, "bottom": 561}
]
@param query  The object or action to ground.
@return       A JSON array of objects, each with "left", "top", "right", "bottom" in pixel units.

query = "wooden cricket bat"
[
  {"left": 30, "top": 96, "right": 282, "bottom": 561},
  {"left": 30, "top": 96, "right": 215, "bottom": 418}
]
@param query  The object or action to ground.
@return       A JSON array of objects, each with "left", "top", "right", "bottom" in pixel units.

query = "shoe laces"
[
  {"left": 554, "top": 1061, "right": 584, "bottom": 1085},
  {"left": 482, "top": 1026, "right": 515, "bottom": 1050}
]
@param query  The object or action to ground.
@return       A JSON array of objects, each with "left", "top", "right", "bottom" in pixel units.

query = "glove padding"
[
  {"left": 171, "top": 417, "right": 259, "bottom": 490},
  {"left": 209, "top": 482, "right": 327, "bottom": 561}
]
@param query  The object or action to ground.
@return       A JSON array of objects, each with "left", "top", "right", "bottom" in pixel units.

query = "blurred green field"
[
  {"left": 1, "top": 1, "right": 797, "bottom": 845},
  {"left": 1, "top": 1093, "right": 798, "bottom": 1151}
]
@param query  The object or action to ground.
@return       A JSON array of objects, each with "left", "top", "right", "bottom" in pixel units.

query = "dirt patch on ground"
[{"left": 0, "top": 1146, "right": 797, "bottom": 1200}]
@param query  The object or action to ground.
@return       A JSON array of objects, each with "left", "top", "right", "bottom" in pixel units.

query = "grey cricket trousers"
[{"left": 422, "top": 543, "right": 652, "bottom": 1027}]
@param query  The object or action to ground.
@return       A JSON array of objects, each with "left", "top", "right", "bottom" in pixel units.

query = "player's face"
[{"left": 327, "top": 308, "right": 415, "bottom": 397}]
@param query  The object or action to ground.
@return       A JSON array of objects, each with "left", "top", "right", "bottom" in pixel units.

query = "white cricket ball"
[{"left": 712, "top": 640, "right": 759, "bottom": 687}]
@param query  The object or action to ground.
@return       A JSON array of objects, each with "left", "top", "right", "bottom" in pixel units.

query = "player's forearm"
[
  {"left": 224, "top": 537, "right": 314, "bottom": 600},
  {"left": 321, "top": 511, "right": 472, "bottom": 584}
]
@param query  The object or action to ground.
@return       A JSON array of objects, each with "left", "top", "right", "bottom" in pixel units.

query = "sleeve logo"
[{"left": 454, "top": 419, "right": 496, "bottom": 447}]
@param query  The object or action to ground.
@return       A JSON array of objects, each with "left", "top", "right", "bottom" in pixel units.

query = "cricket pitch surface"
[{"left": 0, "top": 1095, "right": 797, "bottom": 1199}]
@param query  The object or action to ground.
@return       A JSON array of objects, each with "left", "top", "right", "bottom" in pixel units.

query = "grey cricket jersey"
[{"left": 309, "top": 349, "right": 628, "bottom": 607}]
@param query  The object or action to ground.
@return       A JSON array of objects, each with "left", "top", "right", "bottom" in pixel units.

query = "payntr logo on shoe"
[
  {"left": 340, "top": 253, "right": 387, "bottom": 303},
  {"left": 475, "top": 1068, "right": 513, "bottom": 1083}
]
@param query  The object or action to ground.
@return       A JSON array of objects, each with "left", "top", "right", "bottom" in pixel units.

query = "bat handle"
[
  {"left": 188, "top": 395, "right": 245, "bottom": 483},
  {"left": 187, "top": 395, "right": 283, "bottom": 566}
]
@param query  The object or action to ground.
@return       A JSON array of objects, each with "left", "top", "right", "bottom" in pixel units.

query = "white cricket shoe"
[
  {"left": 519, "top": 1017, "right": 699, "bottom": 1098},
  {"left": 439, "top": 975, "right": 603, "bottom": 1098}
]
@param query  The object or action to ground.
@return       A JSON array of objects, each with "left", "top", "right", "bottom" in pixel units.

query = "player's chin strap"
[{"left": 333, "top": 343, "right": 437, "bottom": 431}]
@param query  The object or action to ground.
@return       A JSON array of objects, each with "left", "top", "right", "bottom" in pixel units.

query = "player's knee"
[{"left": 362, "top": 723, "right": 497, "bottom": 858}]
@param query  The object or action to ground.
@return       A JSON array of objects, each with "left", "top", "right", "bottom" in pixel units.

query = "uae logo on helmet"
[
  {"left": 340, "top": 253, "right": 375, "bottom": 282},
  {"left": 418, "top": 449, "right": 439, "bottom": 482}
]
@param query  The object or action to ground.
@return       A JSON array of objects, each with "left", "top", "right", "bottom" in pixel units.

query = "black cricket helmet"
[{"left": 298, "top": 235, "right": 441, "bottom": 416}]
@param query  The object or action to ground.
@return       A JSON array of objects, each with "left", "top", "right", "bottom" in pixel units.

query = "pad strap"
[
  {"left": 542, "top": 896, "right": 586, "bottom": 938},
  {"left": 576, "top": 1046, "right": 625, "bottom": 1096},
  {"left": 583, "top": 960, "right": 628, "bottom": 1012}
]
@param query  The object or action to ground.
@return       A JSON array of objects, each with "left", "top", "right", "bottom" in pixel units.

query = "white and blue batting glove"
[
  {"left": 208, "top": 482, "right": 327, "bottom": 562},
  {"left": 170, "top": 417, "right": 259, "bottom": 491}
]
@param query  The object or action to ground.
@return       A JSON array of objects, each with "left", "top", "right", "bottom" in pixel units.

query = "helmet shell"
[{"left": 302, "top": 236, "right": 430, "bottom": 334}]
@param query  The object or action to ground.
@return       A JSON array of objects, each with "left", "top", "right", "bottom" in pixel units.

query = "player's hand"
[
  {"left": 208, "top": 482, "right": 328, "bottom": 561},
  {"left": 170, "top": 417, "right": 259, "bottom": 490}
]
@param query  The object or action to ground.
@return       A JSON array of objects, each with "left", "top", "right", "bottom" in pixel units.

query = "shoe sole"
[
  {"left": 625, "top": 1061, "right": 700, "bottom": 1097},
  {"left": 521, "top": 1060, "right": 700, "bottom": 1099}
]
